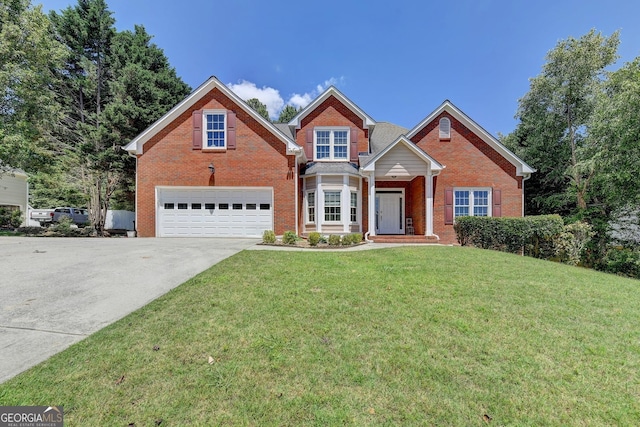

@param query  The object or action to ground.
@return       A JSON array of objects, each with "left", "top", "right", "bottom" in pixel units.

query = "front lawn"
[{"left": 1, "top": 246, "right": 638, "bottom": 425}]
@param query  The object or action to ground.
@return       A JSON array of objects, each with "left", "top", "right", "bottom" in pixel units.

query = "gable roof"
[
  {"left": 361, "top": 135, "right": 444, "bottom": 174},
  {"left": 287, "top": 86, "right": 376, "bottom": 130},
  {"left": 406, "top": 100, "right": 535, "bottom": 177},
  {"left": 123, "top": 76, "right": 301, "bottom": 156}
]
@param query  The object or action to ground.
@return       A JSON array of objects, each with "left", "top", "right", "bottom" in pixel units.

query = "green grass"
[{"left": 1, "top": 246, "right": 639, "bottom": 426}]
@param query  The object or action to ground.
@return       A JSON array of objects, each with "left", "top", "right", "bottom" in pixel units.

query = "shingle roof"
[
  {"left": 368, "top": 122, "right": 409, "bottom": 155},
  {"left": 301, "top": 162, "right": 360, "bottom": 176}
]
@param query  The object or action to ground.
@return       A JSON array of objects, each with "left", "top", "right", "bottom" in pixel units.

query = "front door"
[{"left": 376, "top": 192, "right": 403, "bottom": 234}]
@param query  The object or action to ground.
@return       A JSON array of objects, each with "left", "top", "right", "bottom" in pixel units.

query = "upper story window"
[
  {"left": 315, "top": 128, "right": 349, "bottom": 161},
  {"left": 439, "top": 117, "right": 451, "bottom": 139},
  {"left": 454, "top": 189, "right": 490, "bottom": 218},
  {"left": 204, "top": 110, "right": 226, "bottom": 149}
]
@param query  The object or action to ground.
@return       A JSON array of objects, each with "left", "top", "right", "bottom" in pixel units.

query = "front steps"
[{"left": 368, "top": 235, "right": 439, "bottom": 244}]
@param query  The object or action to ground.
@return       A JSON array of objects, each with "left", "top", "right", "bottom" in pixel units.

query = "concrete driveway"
[{"left": 0, "top": 236, "right": 257, "bottom": 383}]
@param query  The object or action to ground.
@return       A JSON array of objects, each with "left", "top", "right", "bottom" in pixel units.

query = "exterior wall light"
[{"left": 208, "top": 162, "right": 215, "bottom": 174}]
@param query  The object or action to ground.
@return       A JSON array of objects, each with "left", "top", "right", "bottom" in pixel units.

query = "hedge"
[{"left": 454, "top": 215, "right": 564, "bottom": 257}]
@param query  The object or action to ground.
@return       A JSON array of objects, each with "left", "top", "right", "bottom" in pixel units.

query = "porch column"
[
  {"left": 342, "top": 175, "right": 350, "bottom": 233},
  {"left": 426, "top": 171, "right": 433, "bottom": 236},
  {"left": 317, "top": 176, "right": 323, "bottom": 233},
  {"left": 367, "top": 172, "right": 376, "bottom": 236}
]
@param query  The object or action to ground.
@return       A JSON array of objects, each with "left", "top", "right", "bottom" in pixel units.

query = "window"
[
  {"left": 307, "top": 191, "right": 315, "bottom": 223},
  {"left": 246, "top": 203, "right": 256, "bottom": 210},
  {"left": 164, "top": 203, "right": 174, "bottom": 210},
  {"left": 260, "top": 203, "right": 271, "bottom": 210},
  {"left": 232, "top": 203, "right": 243, "bottom": 210},
  {"left": 219, "top": 203, "right": 229, "bottom": 210},
  {"left": 315, "top": 128, "right": 349, "bottom": 161},
  {"left": 191, "top": 203, "right": 201, "bottom": 210},
  {"left": 350, "top": 192, "right": 357, "bottom": 223},
  {"left": 205, "top": 203, "right": 215, "bottom": 210},
  {"left": 178, "top": 203, "right": 188, "bottom": 210},
  {"left": 204, "top": 111, "right": 226, "bottom": 149},
  {"left": 324, "top": 191, "right": 341, "bottom": 221},
  {"left": 439, "top": 117, "right": 451, "bottom": 139},
  {"left": 454, "top": 189, "right": 490, "bottom": 218}
]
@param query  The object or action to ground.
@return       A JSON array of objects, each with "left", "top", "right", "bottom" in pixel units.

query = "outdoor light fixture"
[{"left": 208, "top": 162, "right": 215, "bottom": 174}]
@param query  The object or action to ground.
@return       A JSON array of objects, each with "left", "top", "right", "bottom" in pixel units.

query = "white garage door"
[{"left": 157, "top": 187, "right": 273, "bottom": 237}]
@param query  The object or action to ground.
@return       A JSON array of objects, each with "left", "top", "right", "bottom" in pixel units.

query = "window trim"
[
  {"left": 453, "top": 187, "right": 492, "bottom": 218},
  {"left": 306, "top": 191, "right": 316, "bottom": 224},
  {"left": 350, "top": 192, "right": 357, "bottom": 223},
  {"left": 323, "top": 190, "right": 342, "bottom": 222},
  {"left": 203, "top": 109, "right": 227, "bottom": 150},
  {"left": 314, "top": 127, "right": 350, "bottom": 161}
]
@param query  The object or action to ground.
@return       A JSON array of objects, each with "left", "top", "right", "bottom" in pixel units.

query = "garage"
[{"left": 156, "top": 187, "right": 273, "bottom": 237}]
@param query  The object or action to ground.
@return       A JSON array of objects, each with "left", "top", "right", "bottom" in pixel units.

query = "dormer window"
[
  {"left": 439, "top": 117, "right": 451, "bottom": 139},
  {"left": 315, "top": 127, "right": 349, "bottom": 161}
]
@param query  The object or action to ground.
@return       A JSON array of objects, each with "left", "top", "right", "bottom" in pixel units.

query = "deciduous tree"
[{"left": 506, "top": 29, "right": 619, "bottom": 214}]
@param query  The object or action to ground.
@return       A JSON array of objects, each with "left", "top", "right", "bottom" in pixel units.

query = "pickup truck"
[
  {"left": 52, "top": 207, "right": 89, "bottom": 226},
  {"left": 29, "top": 207, "right": 55, "bottom": 226}
]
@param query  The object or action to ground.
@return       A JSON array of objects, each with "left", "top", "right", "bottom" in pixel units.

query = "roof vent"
[{"left": 439, "top": 117, "right": 451, "bottom": 139}]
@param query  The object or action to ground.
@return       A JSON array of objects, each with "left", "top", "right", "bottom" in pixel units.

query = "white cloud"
[
  {"left": 287, "top": 76, "right": 346, "bottom": 110},
  {"left": 227, "top": 76, "right": 346, "bottom": 119},
  {"left": 227, "top": 80, "right": 284, "bottom": 119}
]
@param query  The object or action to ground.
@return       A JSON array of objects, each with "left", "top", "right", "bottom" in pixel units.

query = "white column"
[
  {"left": 342, "top": 176, "right": 350, "bottom": 233},
  {"left": 368, "top": 172, "right": 376, "bottom": 236},
  {"left": 426, "top": 172, "right": 433, "bottom": 236},
  {"left": 317, "top": 177, "right": 323, "bottom": 233}
]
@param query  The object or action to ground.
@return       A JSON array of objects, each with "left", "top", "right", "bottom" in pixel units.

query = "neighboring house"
[
  {"left": 0, "top": 169, "right": 29, "bottom": 226},
  {"left": 124, "top": 76, "right": 534, "bottom": 244}
]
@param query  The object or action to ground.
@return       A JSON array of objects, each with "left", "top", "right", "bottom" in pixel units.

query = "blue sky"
[{"left": 38, "top": 0, "right": 640, "bottom": 136}]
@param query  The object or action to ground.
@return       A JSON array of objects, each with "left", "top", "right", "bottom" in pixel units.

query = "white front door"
[{"left": 376, "top": 192, "right": 403, "bottom": 234}]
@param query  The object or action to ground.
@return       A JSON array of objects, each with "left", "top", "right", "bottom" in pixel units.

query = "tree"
[
  {"left": 589, "top": 56, "right": 640, "bottom": 210},
  {"left": 246, "top": 98, "right": 270, "bottom": 120},
  {"left": 49, "top": 0, "right": 191, "bottom": 231},
  {"left": 506, "top": 29, "right": 619, "bottom": 214},
  {"left": 277, "top": 105, "right": 300, "bottom": 123},
  {"left": 105, "top": 25, "right": 191, "bottom": 209},
  {"left": 0, "top": 0, "right": 66, "bottom": 174},
  {"left": 49, "top": 0, "right": 117, "bottom": 235}
]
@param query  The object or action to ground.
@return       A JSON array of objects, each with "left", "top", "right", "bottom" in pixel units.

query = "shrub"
[
  {"left": 341, "top": 233, "right": 362, "bottom": 246},
  {"left": 0, "top": 207, "right": 22, "bottom": 229},
  {"left": 308, "top": 232, "right": 321, "bottom": 247},
  {"left": 603, "top": 246, "right": 640, "bottom": 278},
  {"left": 454, "top": 215, "right": 564, "bottom": 257},
  {"left": 262, "top": 230, "right": 276, "bottom": 244},
  {"left": 282, "top": 230, "right": 298, "bottom": 245},
  {"left": 52, "top": 216, "right": 74, "bottom": 234},
  {"left": 328, "top": 234, "right": 341, "bottom": 246},
  {"left": 555, "top": 221, "right": 594, "bottom": 266}
]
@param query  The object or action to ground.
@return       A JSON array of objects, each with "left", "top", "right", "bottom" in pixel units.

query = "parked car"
[
  {"left": 52, "top": 207, "right": 89, "bottom": 226},
  {"left": 29, "top": 207, "right": 55, "bottom": 226}
]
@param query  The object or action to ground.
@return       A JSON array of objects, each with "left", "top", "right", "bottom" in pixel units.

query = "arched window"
[{"left": 439, "top": 117, "right": 451, "bottom": 139}]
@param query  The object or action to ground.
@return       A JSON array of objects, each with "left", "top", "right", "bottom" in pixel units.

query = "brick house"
[{"left": 124, "top": 76, "right": 534, "bottom": 244}]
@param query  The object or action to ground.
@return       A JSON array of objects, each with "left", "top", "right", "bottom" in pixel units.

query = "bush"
[
  {"left": 603, "top": 246, "right": 640, "bottom": 278},
  {"left": 52, "top": 216, "right": 74, "bottom": 234},
  {"left": 328, "top": 234, "right": 341, "bottom": 246},
  {"left": 341, "top": 233, "right": 362, "bottom": 246},
  {"left": 16, "top": 226, "right": 45, "bottom": 236},
  {"left": 262, "top": 230, "right": 276, "bottom": 244},
  {"left": 282, "top": 230, "right": 298, "bottom": 245},
  {"left": 454, "top": 215, "right": 564, "bottom": 257},
  {"left": 555, "top": 221, "right": 594, "bottom": 266},
  {"left": 0, "top": 207, "right": 22, "bottom": 229},
  {"left": 308, "top": 232, "right": 321, "bottom": 247}
]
